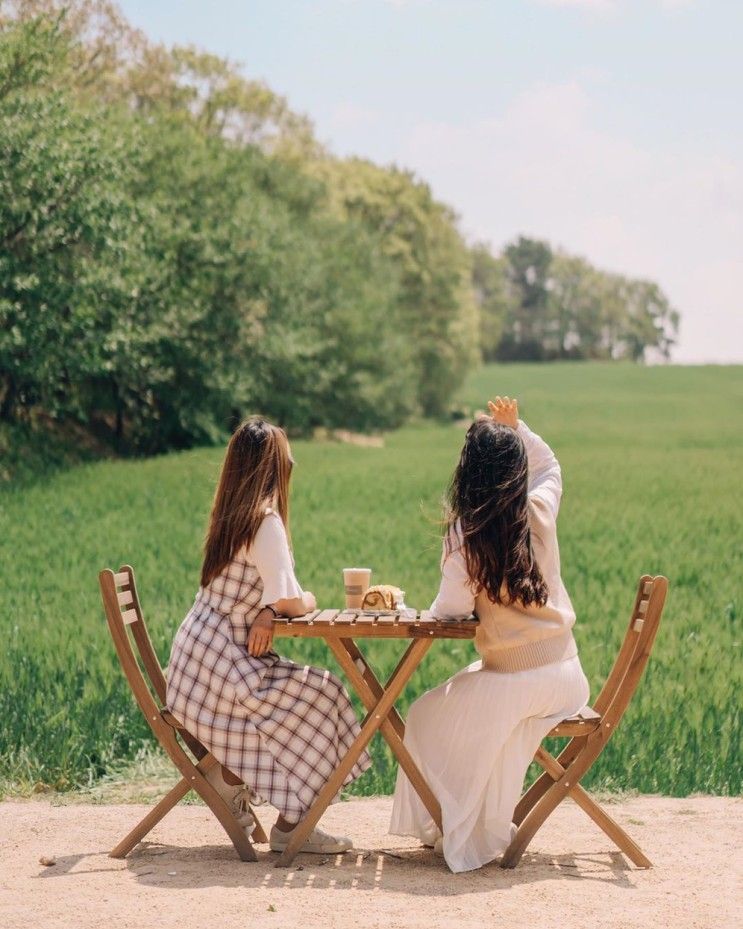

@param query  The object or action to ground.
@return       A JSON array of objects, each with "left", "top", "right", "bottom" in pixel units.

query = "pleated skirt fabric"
[{"left": 389, "top": 654, "right": 590, "bottom": 873}]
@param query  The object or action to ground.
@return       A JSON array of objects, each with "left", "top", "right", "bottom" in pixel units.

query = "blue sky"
[{"left": 118, "top": 0, "right": 743, "bottom": 362}]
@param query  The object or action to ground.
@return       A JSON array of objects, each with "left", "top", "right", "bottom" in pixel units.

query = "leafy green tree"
[
  {"left": 101, "top": 116, "right": 411, "bottom": 448},
  {"left": 314, "top": 157, "right": 479, "bottom": 415},
  {"left": 0, "top": 17, "right": 140, "bottom": 423},
  {"left": 470, "top": 244, "right": 508, "bottom": 362},
  {"left": 616, "top": 278, "right": 679, "bottom": 361},
  {"left": 498, "top": 236, "right": 553, "bottom": 360},
  {"left": 0, "top": 12, "right": 418, "bottom": 450},
  {"left": 549, "top": 252, "right": 604, "bottom": 359},
  {"left": 500, "top": 239, "right": 680, "bottom": 363}
]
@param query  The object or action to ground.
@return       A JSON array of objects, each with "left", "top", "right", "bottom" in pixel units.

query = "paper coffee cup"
[{"left": 343, "top": 567, "right": 372, "bottom": 609}]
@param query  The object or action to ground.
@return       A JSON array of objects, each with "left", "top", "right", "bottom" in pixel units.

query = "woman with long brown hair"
[
  {"left": 166, "top": 418, "right": 370, "bottom": 855},
  {"left": 390, "top": 397, "right": 589, "bottom": 872}
]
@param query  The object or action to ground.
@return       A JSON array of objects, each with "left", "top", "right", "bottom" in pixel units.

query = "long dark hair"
[
  {"left": 446, "top": 417, "right": 548, "bottom": 608},
  {"left": 201, "top": 418, "right": 292, "bottom": 587}
]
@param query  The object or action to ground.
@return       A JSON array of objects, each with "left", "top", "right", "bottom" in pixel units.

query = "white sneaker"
[
  {"left": 269, "top": 823, "right": 352, "bottom": 855},
  {"left": 205, "top": 766, "right": 255, "bottom": 832},
  {"left": 433, "top": 836, "right": 445, "bottom": 857}
]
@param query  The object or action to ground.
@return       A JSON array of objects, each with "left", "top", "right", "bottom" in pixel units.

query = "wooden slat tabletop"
[{"left": 272, "top": 609, "right": 478, "bottom": 639}]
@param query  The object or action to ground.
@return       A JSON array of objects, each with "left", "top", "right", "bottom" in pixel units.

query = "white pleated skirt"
[{"left": 389, "top": 654, "right": 590, "bottom": 873}]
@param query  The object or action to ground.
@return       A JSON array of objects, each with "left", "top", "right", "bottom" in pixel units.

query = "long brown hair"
[
  {"left": 446, "top": 417, "right": 548, "bottom": 608},
  {"left": 201, "top": 418, "right": 293, "bottom": 587}
]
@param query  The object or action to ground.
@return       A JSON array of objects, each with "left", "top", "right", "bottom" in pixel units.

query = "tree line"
[
  {"left": 473, "top": 238, "right": 679, "bottom": 363},
  {"left": 0, "top": 2, "right": 679, "bottom": 455}
]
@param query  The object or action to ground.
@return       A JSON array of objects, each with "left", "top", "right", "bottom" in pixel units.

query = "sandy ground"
[{"left": 1, "top": 795, "right": 741, "bottom": 929}]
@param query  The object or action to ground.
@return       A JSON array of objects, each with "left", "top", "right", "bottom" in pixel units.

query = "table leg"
[
  {"left": 337, "top": 638, "right": 406, "bottom": 738},
  {"left": 274, "top": 637, "right": 432, "bottom": 867},
  {"left": 328, "top": 637, "right": 442, "bottom": 832}
]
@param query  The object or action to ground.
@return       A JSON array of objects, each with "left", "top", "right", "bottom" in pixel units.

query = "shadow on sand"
[{"left": 36, "top": 840, "right": 638, "bottom": 895}]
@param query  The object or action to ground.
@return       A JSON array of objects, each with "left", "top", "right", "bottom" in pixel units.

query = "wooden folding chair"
[
  {"left": 98, "top": 564, "right": 268, "bottom": 861},
  {"left": 501, "top": 574, "right": 668, "bottom": 869}
]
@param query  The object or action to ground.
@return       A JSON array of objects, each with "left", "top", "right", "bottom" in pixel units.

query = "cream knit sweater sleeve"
[
  {"left": 517, "top": 420, "right": 562, "bottom": 520},
  {"left": 429, "top": 521, "right": 475, "bottom": 620}
]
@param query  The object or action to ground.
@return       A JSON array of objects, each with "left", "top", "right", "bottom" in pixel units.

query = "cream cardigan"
[{"left": 430, "top": 420, "right": 578, "bottom": 673}]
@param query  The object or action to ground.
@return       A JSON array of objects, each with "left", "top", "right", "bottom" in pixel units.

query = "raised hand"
[{"left": 488, "top": 396, "right": 519, "bottom": 429}]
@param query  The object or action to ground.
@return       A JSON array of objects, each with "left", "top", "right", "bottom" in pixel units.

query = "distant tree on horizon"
[{"left": 476, "top": 236, "right": 679, "bottom": 364}]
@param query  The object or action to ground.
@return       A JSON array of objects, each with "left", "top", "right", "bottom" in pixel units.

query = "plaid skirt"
[{"left": 167, "top": 597, "right": 371, "bottom": 821}]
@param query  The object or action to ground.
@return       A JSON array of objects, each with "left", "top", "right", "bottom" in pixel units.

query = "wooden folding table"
[{"left": 271, "top": 608, "right": 479, "bottom": 867}]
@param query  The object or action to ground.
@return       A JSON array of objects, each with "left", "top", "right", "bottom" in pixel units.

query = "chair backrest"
[
  {"left": 99, "top": 565, "right": 167, "bottom": 704},
  {"left": 593, "top": 574, "right": 668, "bottom": 726},
  {"left": 99, "top": 565, "right": 209, "bottom": 763}
]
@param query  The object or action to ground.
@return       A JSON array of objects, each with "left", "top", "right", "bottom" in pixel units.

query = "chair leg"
[
  {"left": 196, "top": 749, "right": 267, "bottom": 843},
  {"left": 188, "top": 768, "right": 258, "bottom": 862},
  {"left": 513, "top": 745, "right": 652, "bottom": 869},
  {"left": 513, "top": 767, "right": 554, "bottom": 826},
  {"left": 569, "top": 785, "right": 652, "bottom": 868},
  {"left": 505, "top": 777, "right": 652, "bottom": 870},
  {"left": 250, "top": 810, "right": 268, "bottom": 844},
  {"left": 514, "top": 741, "right": 587, "bottom": 825},
  {"left": 111, "top": 755, "right": 258, "bottom": 862},
  {"left": 110, "top": 776, "right": 192, "bottom": 859},
  {"left": 502, "top": 733, "right": 609, "bottom": 870},
  {"left": 501, "top": 775, "right": 569, "bottom": 869}
]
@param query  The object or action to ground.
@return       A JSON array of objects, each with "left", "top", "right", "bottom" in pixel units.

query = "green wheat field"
[{"left": 1, "top": 363, "right": 741, "bottom": 800}]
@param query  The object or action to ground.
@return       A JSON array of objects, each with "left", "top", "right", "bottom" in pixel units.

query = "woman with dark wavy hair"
[{"left": 390, "top": 397, "right": 589, "bottom": 872}]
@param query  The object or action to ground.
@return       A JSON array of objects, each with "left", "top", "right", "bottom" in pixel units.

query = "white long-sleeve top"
[{"left": 430, "top": 420, "right": 578, "bottom": 673}]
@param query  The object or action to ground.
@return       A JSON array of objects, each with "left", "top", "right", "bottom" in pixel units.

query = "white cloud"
[
  {"left": 536, "top": 0, "right": 617, "bottom": 10},
  {"left": 398, "top": 79, "right": 743, "bottom": 363},
  {"left": 535, "top": 0, "right": 697, "bottom": 10},
  {"left": 338, "top": 0, "right": 431, "bottom": 6},
  {"left": 327, "top": 102, "right": 382, "bottom": 131},
  {"left": 340, "top": 0, "right": 432, "bottom": 6}
]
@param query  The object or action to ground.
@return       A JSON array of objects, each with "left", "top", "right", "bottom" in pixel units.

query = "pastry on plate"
[{"left": 361, "top": 584, "right": 403, "bottom": 610}]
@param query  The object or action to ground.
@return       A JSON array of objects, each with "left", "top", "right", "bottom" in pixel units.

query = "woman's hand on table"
[
  {"left": 248, "top": 592, "right": 317, "bottom": 656},
  {"left": 247, "top": 608, "right": 275, "bottom": 656}
]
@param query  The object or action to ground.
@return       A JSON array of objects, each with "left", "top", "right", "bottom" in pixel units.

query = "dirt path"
[{"left": 1, "top": 796, "right": 741, "bottom": 929}]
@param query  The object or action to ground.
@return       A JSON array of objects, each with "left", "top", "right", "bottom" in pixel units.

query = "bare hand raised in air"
[{"left": 488, "top": 396, "right": 519, "bottom": 429}]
